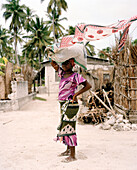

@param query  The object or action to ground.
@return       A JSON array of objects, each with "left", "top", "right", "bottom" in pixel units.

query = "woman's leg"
[
  {"left": 62, "top": 146, "right": 76, "bottom": 162},
  {"left": 70, "top": 146, "right": 76, "bottom": 159},
  {"left": 59, "top": 145, "right": 70, "bottom": 156}
]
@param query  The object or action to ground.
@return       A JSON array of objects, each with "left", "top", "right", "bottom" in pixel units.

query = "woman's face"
[{"left": 62, "top": 60, "right": 73, "bottom": 72}]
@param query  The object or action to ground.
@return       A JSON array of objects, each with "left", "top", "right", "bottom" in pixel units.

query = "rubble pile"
[
  {"left": 80, "top": 108, "right": 106, "bottom": 124},
  {"left": 78, "top": 82, "right": 137, "bottom": 131},
  {"left": 78, "top": 82, "right": 114, "bottom": 124},
  {"left": 78, "top": 106, "right": 137, "bottom": 131},
  {"left": 100, "top": 112, "right": 137, "bottom": 131}
]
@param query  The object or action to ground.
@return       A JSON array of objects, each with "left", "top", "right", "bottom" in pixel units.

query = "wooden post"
[
  {"left": 90, "top": 90, "right": 116, "bottom": 118},
  {"left": 103, "top": 89, "right": 114, "bottom": 112}
]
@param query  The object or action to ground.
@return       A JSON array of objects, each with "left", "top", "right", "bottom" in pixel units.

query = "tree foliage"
[
  {"left": 2, "top": 0, "right": 26, "bottom": 65},
  {"left": 23, "top": 17, "right": 52, "bottom": 67}
]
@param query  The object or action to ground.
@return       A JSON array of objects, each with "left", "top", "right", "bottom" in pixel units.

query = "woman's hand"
[
  {"left": 72, "top": 80, "right": 91, "bottom": 103},
  {"left": 50, "top": 60, "right": 59, "bottom": 71}
]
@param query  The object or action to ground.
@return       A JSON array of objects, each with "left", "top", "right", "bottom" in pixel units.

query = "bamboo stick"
[
  {"left": 103, "top": 89, "right": 114, "bottom": 111},
  {"left": 90, "top": 90, "right": 116, "bottom": 118}
]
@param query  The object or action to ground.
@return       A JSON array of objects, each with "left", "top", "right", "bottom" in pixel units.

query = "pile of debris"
[
  {"left": 99, "top": 112, "right": 137, "bottom": 131},
  {"left": 78, "top": 82, "right": 114, "bottom": 124},
  {"left": 78, "top": 83, "right": 137, "bottom": 131}
]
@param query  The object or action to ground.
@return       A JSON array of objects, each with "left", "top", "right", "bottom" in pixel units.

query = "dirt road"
[{"left": 0, "top": 94, "right": 137, "bottom": 170}]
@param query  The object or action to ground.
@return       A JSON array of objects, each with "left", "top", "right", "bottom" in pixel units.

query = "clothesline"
[
  {"left": 46, "top": 15, "right": 137, "bottom": 70},
  {"left": 60, "top": 15, "right": 137, "bottom": 51}
]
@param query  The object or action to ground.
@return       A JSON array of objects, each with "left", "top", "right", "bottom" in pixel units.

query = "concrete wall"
[
  {"left": 0, "top": 93, "right": 36, "bottom": 112},
  {"left": 8, "top": 81, "right": 28, "bottom": 99},
  {"left": 0, "top": 76, "right": 5, "bottom": 99},
  {"left": 0, "top": 80, "right": 35, "bottom": 112}
]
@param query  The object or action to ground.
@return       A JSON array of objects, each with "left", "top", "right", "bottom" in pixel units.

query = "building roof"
[{"left": 87, "top": 56, "right": 109, "bottom": 62}]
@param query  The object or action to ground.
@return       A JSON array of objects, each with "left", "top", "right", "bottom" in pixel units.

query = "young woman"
[{"left": 51, "top": 58, "right": 91, "bottom": 162}]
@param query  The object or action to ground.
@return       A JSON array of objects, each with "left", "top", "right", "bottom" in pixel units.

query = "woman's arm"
[
  {"left": 72, "top": 80, "right": 91, "bottom": 103},
  {"left": 50, "top": 60, "right": 59, "bottom": 72}
]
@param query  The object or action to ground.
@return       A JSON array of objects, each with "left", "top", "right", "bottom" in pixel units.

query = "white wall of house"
[
  {"left": 87, "top": 64, "right": 107, "bottom": 70},
  {"left": 87, "top": 64, "right": 113, "bottom": 71},
  {"left": 45, "top": 64, "right": 59, "bottom": 94}
]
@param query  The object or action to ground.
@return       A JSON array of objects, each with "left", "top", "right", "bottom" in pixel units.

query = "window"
[{"left": 103, "top": 74, "right": 110, "bottom": 81}]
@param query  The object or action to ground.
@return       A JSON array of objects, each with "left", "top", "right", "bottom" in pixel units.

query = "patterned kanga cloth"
[
  {"left": 73, "top": 15, "right": 137, "bottom": 43},
  {"left": 59, "top": 15, "right": 137, "bottom": 52},
  {"left": 58, "top": 67, "right": 86, "bottom": 101},
  {"left": 56, "top": 100, "right": 79, "bottom": 146}
]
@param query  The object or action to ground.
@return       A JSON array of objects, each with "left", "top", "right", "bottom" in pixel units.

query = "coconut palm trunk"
[
  {"left": 52, "top": 11, "right": 56, "bottom": 43},
  {"left": 52, "top": 0, "right": 57, "bottom": 43},
  {"left": 14, "top": 30, "right": 20, "bottom": 65},
  {"left": 39, "top": 51, "right": 42, "bottom": 86}
]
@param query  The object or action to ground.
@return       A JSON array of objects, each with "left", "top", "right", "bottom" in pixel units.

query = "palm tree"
[
  {"left": 23, "top": 17, "right": 52, "bottom": 86},
  {"left": 132, "top": 39, "right": 137, "bottom": 46},
  {"left": 47, "top": 0, "right": 68, "bottom": 15},
  {"left": 0, "top": 26, "right": 14, "bottom": 61},
  {"left": 0, "top": 26, "right": 9, "bottom": 58},
  {"left": 41, "top": 0, "right": 68, "bottom": 43},
  {"left": 98, "top": 47, "right": 112, "bottom": 59},
  {"left": 41, "top": 0, "right": 68, "bottom": 15},
  {"left": 24, "top": 7, "right": 36, "bottom": 33},
  {"left": 23, "top": 7, "right": 36, "bottom": 63},
  {"left": 85, "top": 42, "right": 96, "bottom": 57},
  {"left": 9, "top": 29, "right": 24, "bottom": 63},
  {"left": 23, "top": 17, "right": 52, "bottom": 67},
  {"left": 22, "top": 48, "right": 39, "bottom": 69},
  {"left": 2, "top": 0, "right": 26, "bottom": 65},
  {"left": 65, "top": 25, "right": 75, "bottom": 35},
  {"left": 46, "top": 12, "right": 67, "bottom": 42}
]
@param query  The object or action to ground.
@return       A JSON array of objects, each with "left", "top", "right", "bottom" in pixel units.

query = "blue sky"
[{"left": 0, "top": 0, "right": 137, "bottom": 51}]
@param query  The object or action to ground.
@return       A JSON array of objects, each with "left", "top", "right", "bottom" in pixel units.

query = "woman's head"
[{"left": 62, "top": 58, "right": 75, "bottom": 71}]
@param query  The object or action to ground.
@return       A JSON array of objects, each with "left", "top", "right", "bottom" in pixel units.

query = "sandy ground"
[{"left": 0, "top": 93, "right": 137, "bottom": 170}]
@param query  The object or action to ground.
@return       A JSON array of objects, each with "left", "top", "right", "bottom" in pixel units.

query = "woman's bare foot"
[
  {"left": 62, "top": 156, "right": 77, "bottom": 163},
  {"left": 58, "top": 149, "right": 70, "bottom": 157}
]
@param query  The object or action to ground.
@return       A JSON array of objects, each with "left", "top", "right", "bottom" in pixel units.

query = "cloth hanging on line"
[
  {"left": 73, "top": 15, "right": 137, "bottom": 52},
  {"left": 60, "top": 35, "right": 76, "bottom": 48},
  {"left": 46, "top": 15, "right": 137, "bottom": 67},
  {"left": 73, "top": 15, "right": 137, "bottom": 43},
  {"left": 59, "top": 15, "right": 137, "bottom": 52}
]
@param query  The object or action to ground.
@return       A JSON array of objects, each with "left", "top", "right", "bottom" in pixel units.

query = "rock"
[
  {"left": 123, "top": 124, "right": 131, "bottom": 131},
  {"left": 123, "top": 119, "right": 130, "bottom": 124},
  {"left": 101, "top": 122, "right": 111, "bottom": 130},
  {"left": 107, "top": 117, "right": 116, "bottom": 126},
  {"left": 116, "top": 114, "right": 123, "bottom": 123},
  {"left": 119, "top": 122, "right": 125, "bottom": 126},
  {"left": 80, "top": 107, "right": 89, "bottom": 114},
  {"left": 0, "top": 111, "right": 4, "bottom": 113},
  {"left": 126, "top": 123, "right": 132, "bottom": 129},
  {"left": 113, "top": 123, "right": 123, "bottom": 131},
  {"left": 95, "top": 124, "right": 102, "bottom": 129},
  {"left": 131, "top": 124, "right": 137, "bottom": 131}
]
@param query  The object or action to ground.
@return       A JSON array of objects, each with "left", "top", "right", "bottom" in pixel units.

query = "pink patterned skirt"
[
  {"left": 54, "top": 101, "right": 79, "bottom": 146},
  {"left": 54, "top": 135, "right": 77, "bottom": 146}
]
